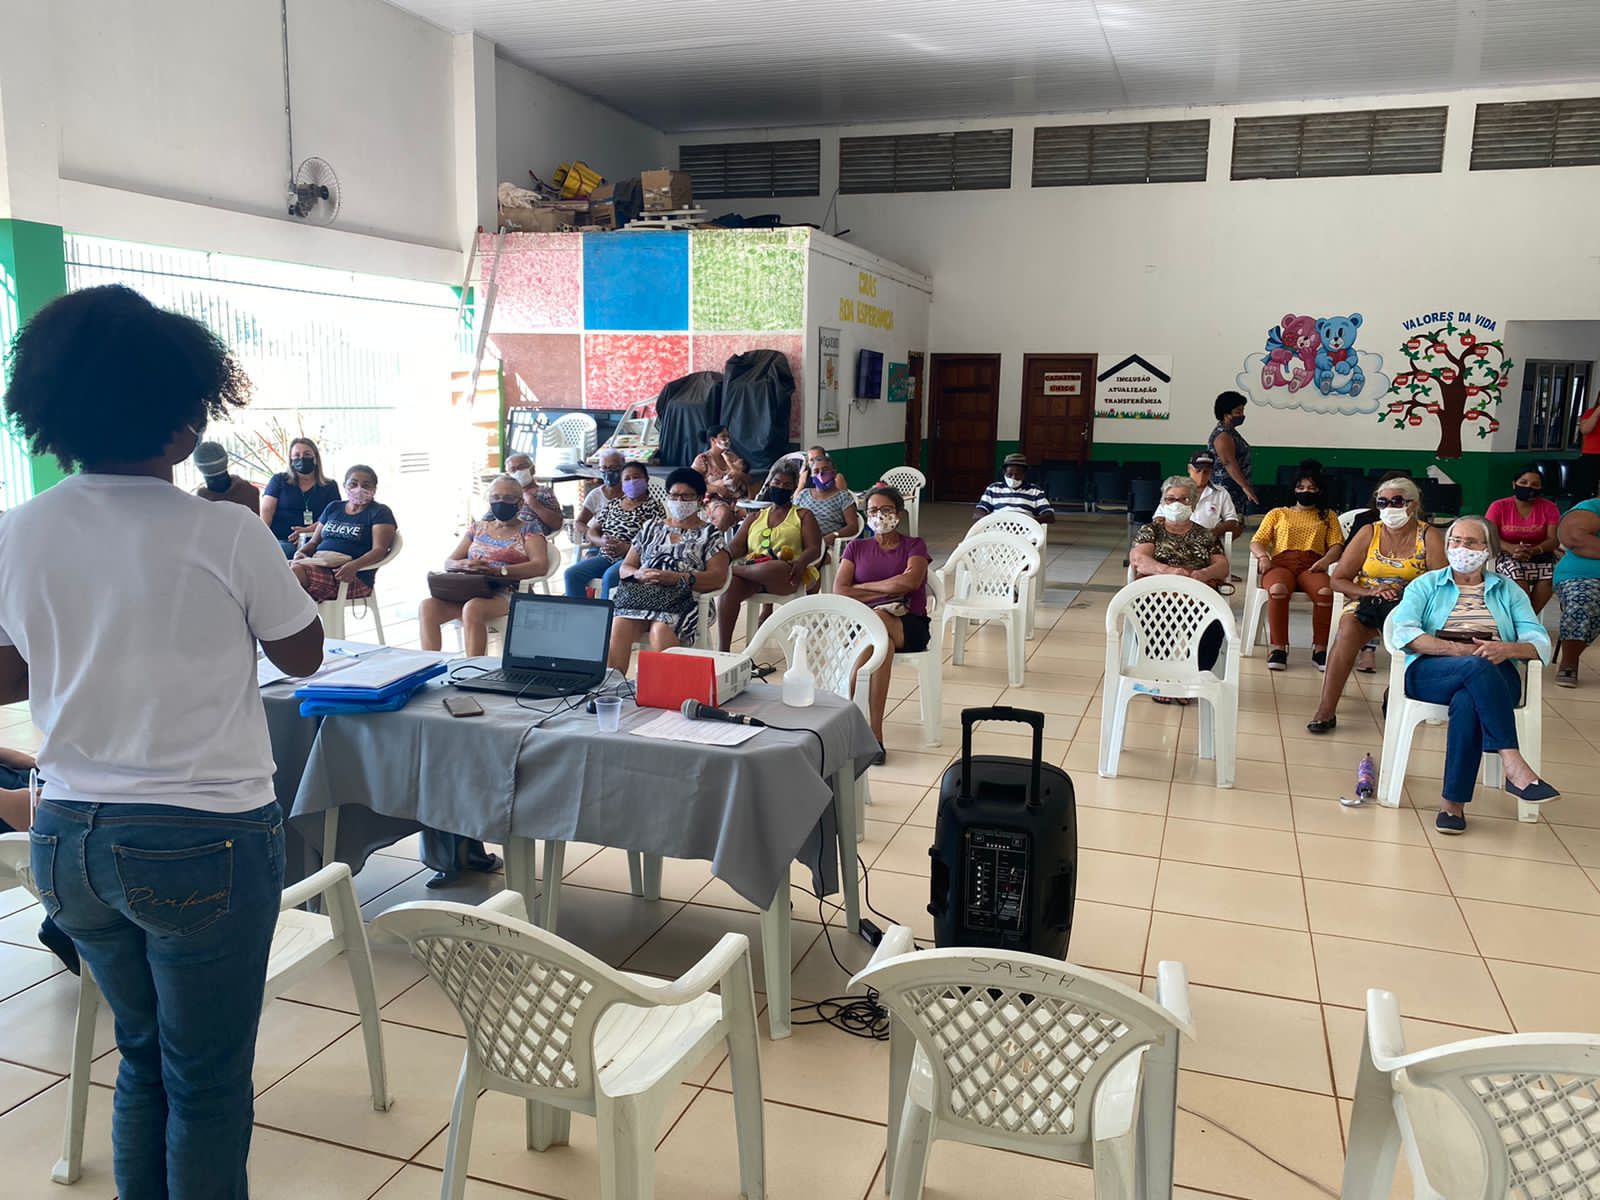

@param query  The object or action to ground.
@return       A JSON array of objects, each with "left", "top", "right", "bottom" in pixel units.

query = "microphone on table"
[{"left": 681, "top": 698, "right": 766, "bottom": 728}]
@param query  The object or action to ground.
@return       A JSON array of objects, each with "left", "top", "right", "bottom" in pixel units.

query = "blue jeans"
[
  {"left": 564, "top": 553, "right": 623, "bottom": 599},
  {"left": 1404, "top": 656, "right": 1522, "bottom": 804},
  {"left": 30, "top": 799, "right": 285, "bottom": 1199},
  {"left": 277, "top": 538, "right": 298, "bottom": 558}
]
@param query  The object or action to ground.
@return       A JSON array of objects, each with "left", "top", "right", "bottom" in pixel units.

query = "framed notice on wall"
[
  {"left": 817, "top": 327, "right": 841, "bottom": 435},
  {"left": 1042, "top": 371, "right": 1083, "bottom": 397},
  {"left": 886, "top": 361, "right": 911, "bottom": 403}
]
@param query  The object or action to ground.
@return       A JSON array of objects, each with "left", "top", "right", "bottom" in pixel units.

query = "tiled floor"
[{"left": 3, "top": 504, "right": 1599, "bottom": 1198}]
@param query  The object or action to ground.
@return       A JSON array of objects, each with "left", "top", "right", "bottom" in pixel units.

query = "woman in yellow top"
[
  {"left": 1307, "top": 476, "right": 1445, "bottom": 732},
  {"left": 1249, "top": 463, "right": 1344, "bottom": 672},
  {"left": 717, "top": 462, "right": 823, "bottom": 650}
]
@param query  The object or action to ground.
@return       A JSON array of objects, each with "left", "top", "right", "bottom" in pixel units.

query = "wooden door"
[
  {"left": 1020, "top": 354, "right": 1097, "bottom": 465},
  {"left": 930, "top": 354, "right": 1001, "bottom": 501},
  {"left": 904, "top": 351, "right": 925, "bottom": 467}
]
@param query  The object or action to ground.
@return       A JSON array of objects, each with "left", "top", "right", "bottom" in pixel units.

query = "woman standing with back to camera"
[{"left": 0, "top": 285, "right": 324, "bottom": 1197}]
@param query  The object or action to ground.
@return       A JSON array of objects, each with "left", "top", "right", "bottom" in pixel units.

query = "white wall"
[
  {"left": 674, "top": 83, "right": 1600, "bottom": 457},
  {"left": 494, "top": 55, "right": 666, "bottom": 188},
  {"left": 54, "top": 0, "right": 457, "bottom": 255},
  {"left": 803, "top": 233, "right": 933, "bottom": 453}
]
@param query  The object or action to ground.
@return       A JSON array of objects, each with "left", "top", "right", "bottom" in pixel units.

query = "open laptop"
[{"left": 452, "top": 592, "right": 614, "bottom": 698}]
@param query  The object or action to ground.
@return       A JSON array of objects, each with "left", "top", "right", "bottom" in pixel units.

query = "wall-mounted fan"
[{"left": 288, "top": 157, "right": 340, "bottom": 223}]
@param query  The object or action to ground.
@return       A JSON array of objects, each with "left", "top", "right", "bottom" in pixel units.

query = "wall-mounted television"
[{"left": 855, "top": 349, "right": 884, "bottom": 399}]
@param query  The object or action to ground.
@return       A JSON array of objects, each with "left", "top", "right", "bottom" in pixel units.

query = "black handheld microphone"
[{"left": 680, "top": 698, "right": 766, "bottom": 728}]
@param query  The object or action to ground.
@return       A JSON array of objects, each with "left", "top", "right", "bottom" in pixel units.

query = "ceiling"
[{"left": 387, "top": 0, "right": 1600, "bottom": 131}]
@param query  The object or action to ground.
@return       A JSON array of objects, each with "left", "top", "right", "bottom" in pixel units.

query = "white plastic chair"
[
  {"left": 892, "top": 571, "right": 945, "bottom": 748},
  {"left": 1339, "top": 507, "right": 1366, "bottom": 539},
  {"left": 881, "top": 466, "right": 927, "bottom": 537},
  {"left": 742, "top": 584, "right": 806, "bottom": 645},
  {"left": 1377, "top": 613, "right": 1545, "bottom": 820},
  {"left": 536, "top": 412, "right": 597, "bottom": 477},
  {"left": 317, "top": 530, "right": 403, "bottom": 643},
  {"left": 939, "top": 533, "right": 1039, "bottom": 688},
  {"left": 1100, "top": 575, "right": 1240, "bottom": 788},
  {"left": 852, "top": 926, "right": 1194, "bottom": 1200},
  {"left": 373, "top": 894, "right": 764, "bottom": 1200},
  {"left": 0, "top": 835, "right": 391, "bottom": 1185},
  {"left": 1340, "top": 986, "right": 1600, "bottom": 1200},
  {"left": 1239, "top": 552, "right": 1273, "bottom": 656},
  {"left": 969, "top": 510, "right": 1048, "bottom": 639}
]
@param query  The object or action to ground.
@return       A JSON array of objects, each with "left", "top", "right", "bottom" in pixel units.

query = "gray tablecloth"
[{"left": 263, "top": 680, "right": 879, "bottom": 910}]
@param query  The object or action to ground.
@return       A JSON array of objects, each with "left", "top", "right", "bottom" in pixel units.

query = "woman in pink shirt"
[{"left": 1486, "top": 467, "right": 1562, "bottom": 614}]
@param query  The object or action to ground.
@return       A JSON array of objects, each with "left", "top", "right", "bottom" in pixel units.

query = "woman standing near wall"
[{"left": 1207, "top": 391, "right": 1260, "bottom": 514}]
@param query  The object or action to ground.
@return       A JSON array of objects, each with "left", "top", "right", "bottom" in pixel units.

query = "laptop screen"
[{"left": 503, "top": 593, "right": 613, "bottom": 673}]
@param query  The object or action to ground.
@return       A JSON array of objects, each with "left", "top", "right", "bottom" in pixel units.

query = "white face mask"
[
  {"left": 1448, "top": 546, "right": 1491, "bottom": 575},
  {"left": 511, "top": 468, "right": 533, "bottom": 486},
  {"left": 665, "top": 498, "right": 700, "bottom": 520},
  {"left": 1378, "top": 503, "right": 1411, "bottom": 529},
  {"left": 1156, "top": 501, "right": 1192, "bottom": 524},
  {"left": 867, "top": 511, "right": 900, "bottom": 534}
]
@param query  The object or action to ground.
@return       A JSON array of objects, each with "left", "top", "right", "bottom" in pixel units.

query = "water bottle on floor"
[{"left": 1341, "top": 753, "right": 1376, "bottom": 807}]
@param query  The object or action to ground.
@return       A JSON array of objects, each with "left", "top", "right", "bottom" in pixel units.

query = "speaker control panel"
[{"left": 963, "top": 829, "right": 1030, "bottom": 933}]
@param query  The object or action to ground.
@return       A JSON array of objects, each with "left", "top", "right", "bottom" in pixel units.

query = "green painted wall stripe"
[{"left": 0, "top": 219, "right": 69, "bottom": 494}]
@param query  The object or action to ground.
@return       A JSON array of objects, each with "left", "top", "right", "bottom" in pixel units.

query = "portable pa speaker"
[{"left": 928, "top": 707, "right": 1078, "bottom": 957}]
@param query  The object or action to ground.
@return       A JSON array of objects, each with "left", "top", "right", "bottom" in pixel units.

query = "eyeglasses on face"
[
  {"left": 1446, "top": 536, "right": 1487, "bottom": 549},
  {"left": 1374, "top": 495, "right": 1411, "bottom": 508}
]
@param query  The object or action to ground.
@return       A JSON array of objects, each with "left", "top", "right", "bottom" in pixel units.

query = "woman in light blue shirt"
[{"left": 1390, "top": 516, "right": 1558, "bottom": 835}]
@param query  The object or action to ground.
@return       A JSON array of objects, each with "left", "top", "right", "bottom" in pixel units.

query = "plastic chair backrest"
[
  {"left": 881, "top": 466, "right": 927, "bottom": 500},
  {"left": 744, "top": 594, "right": 888, "bottom": 703},
  {"left": 547, "top": 413, "right": 598, "bottom": 457},
  {"left": 1339, "top": 507, "right": 1366, "bottom": 540},
  {"left": 946, "top": 533, "right": 1038, "bottom": 604},
  {"left": 373, "top": 899, "right": 672, "bottom": 1105},
  {"left": 0, "top": 832, "right": 35, "bottom": 895},
  {"left": 1106, "top": 575, "right": 1236, "bottom": 676},
  {"left": 856, "top": 946, "right": 1188, "bottom": 1145},
  {"left": 1129, "top": 478, "right": 1162, "bottom": 519},
  {"left": 970, "top": 510, "right": 1045, "bottom": 548}
]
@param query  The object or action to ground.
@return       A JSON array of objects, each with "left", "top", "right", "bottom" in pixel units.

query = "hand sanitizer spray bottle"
[{"left": 782, "top": 626, "right": 815, "bottom": 708}]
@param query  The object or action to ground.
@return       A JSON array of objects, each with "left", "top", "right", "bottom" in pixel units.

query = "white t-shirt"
[
  {"left": 0, "top": 475, "right": 318, "bottom": 813},
  {"left": 1192, "top": 484, "right": 1239, "bottom": 531}
]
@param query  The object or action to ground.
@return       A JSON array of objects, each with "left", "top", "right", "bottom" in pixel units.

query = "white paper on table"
[
  {"left": 298, "top": 648, "right": 451, "bottom": 691},
  {"left": 631, "top": 711, "right": 763, "bottom": 747},
  {"left": 256, "top": 654, "right": 291, "bottom": 688}
]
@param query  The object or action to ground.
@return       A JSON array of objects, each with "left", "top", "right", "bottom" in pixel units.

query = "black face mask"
[
  {"left": 204, "top": 474, "right": 231, "bottom": 493},
  {"left": 488, "top": 500, "right": 520, "bottom": 522},
  {"left": 291, "top": 457, "right": 315, "bottom": 476},
  {"left": 1232, "top": 414, "right": 1246, "bottom": 427},
  {"left": 763, "top": 486, "right": 794, "bottom": 507},
  {"left": 1295, "top": 490, "right": 1320, "bottom": 507},
  {"left": 1514, "top": 485, "right": 1541, "bottom": 501},
  {"left": 601, "top": 469, "right": 622, "bottom": 488}
]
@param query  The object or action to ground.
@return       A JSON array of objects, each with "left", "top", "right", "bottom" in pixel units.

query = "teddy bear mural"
[{"left": 1239, "top": 311, "right": 1390, "bottom": 417}]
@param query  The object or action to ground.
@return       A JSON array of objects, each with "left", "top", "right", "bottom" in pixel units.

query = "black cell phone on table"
[{"left": 444, "top": 694, "right": 485, "bottom": 718}]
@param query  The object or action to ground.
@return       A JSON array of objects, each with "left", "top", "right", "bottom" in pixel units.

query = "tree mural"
[{"left": 1382, "top": 319, "right": 1512, "bottom": 458}]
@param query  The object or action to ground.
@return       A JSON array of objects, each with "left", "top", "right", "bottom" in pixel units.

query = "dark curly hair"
[
  {"left": 1213, "top": 390, "right": 1247, "bottom": 421},
  {"left": 1291, "top": 459, "right": 1331, "bottom": 520},
  {"left": 665, "top": 466, "right": 708, "bottom": 497},
  {"left": 4, "top": 285, "right": 250, "bottom": 470}
]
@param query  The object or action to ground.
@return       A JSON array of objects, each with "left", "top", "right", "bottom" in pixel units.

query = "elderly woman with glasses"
[
  {"left": 1389, "top": 516, "right": 1558, "bottom": 834},
  {"left": 1307, "top": 476, "right": 1445, "bottom": 733},
  {"left": 1128, "top": 475, "right": 1231, "bottom": 699}
]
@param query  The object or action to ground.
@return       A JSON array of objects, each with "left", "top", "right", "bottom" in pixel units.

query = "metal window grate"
[
  {"left": 840, "top": 129, "right": 1012, "bottom": 194},
  {"left": 1232, "top": 107, "right": 1446, "bottom": 179},
  {"left": 1033, "top": 120, "right": 1209, "bottom": 187},
  {"left": 678, "top": 138, "right": 821, "bottom": 198},
  {"left": 1472, "top": 99, "right": 1600, "bottom": 171}
]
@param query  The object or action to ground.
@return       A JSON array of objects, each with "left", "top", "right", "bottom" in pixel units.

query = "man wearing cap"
[
  {"left": 974, "top": 453, "right": 1055, "bottom": 524},
  {"left": 1188, "top": 450, "right": 1241, "bottom": 538},
  {"left": 191, "top": 441, "right": 260, "bottom": 513}
]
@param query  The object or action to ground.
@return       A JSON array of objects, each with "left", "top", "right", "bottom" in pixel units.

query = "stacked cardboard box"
[{"left": 641, "top": 169, "right": 693, "bottom": 212}]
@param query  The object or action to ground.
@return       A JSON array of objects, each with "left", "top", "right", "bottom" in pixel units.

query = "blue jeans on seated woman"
[
  {"left": 1404, "top": 655, "right": 1522, "bottom": 804},
  {"left": 564, "top": 553, "right": 623, "bottom": 599},
  {"left": 30, "top": 799, "right": 285, "bottom": 1200}
]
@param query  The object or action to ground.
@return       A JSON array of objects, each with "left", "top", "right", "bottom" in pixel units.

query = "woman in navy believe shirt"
[
  {"left": 290, "top": 464, "right": 397, "bottom": 601},
  {"left": 261, "top": 436, "right": 341, "bottom": 556},
  {"left": 835, "top": 484, "right": 930, "bottom": 762}
]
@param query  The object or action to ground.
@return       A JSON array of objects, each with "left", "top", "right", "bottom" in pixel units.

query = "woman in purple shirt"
[{"left": 836, "top": 485, "right": 931, "bottom": 762}]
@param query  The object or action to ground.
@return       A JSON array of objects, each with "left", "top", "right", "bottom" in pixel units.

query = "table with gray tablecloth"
[{"left": 261, "top": 675, "right": 878, "bottom": 1035}]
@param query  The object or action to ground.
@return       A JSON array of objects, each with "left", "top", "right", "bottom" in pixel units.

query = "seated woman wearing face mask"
[
  {"left": 1128, "top": 476, "right": 1230, "bottom": 701},
  {"left": 607, "top": 468, "right": 731, "bottom": 673},
  {"left": 289, "top": 465, "right": 397, "bottom": 603},
  {"left": 1307, "top": 475, "right": 1445, "bottom": 733},
  {"left": 504, "top": 452, "right": 563, "bottom": 535},
  {"left": 794, "top": 452, "right": 861, "bottom": 590},
  {"left": 416, "top": 474, "right": 551, "bottom": 657},
  {"left": 717, "top": 464, "right": 823, "bottom": 651},
  {"left": 564, "top": 461, "right": 663, "bottom": 600},
  {"left": 260, "top": 436, "right": 340, "bottom": 557},
  {"left": 1389, "top": 516, "right": 1559, "bottom": 834}
]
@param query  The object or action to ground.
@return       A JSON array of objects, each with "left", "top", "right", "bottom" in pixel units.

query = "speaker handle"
[{"left": 959, "top": 706, "right": 1045, "bottom": 810}]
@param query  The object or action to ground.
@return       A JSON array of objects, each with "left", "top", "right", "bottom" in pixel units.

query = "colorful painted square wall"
[{"left": 481, "top": 228, "right": 806, "bottom": 438}]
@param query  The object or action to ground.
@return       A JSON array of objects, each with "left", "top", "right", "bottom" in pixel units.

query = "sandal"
[
  {"left": 1306, "top": 715, "right": 1338, "bottom": 734},
  {"left": 1558, "top": 668, "right": 1579, "bottom": 689},
  {"left": 1356, "top": 647, "right": 1378, "bottom": 674}
]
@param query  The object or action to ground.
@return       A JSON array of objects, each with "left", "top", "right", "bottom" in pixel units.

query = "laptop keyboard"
[{"left": 476, "top": 669, "right": 579, "bottom": 691}]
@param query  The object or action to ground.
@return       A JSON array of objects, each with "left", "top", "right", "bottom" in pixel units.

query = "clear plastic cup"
[{"left": 594, "top": 695, "right": 622, "bottom": 732}]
